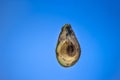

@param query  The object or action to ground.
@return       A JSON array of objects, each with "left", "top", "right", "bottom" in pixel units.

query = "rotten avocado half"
[{"left": 56, "top": 24, "right": 81, "bottom": 67}]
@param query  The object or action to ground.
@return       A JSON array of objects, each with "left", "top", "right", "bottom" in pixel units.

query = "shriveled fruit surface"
[{"left": 56, "top": 24, "right": 81, "bottom": 67}]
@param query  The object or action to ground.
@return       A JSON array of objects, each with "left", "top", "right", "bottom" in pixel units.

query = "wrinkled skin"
[{"left": 56, "top": 24, "right": 81, "bottom": 67}]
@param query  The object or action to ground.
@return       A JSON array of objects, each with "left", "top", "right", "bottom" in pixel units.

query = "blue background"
[{"left": 0, "top": 0, "right": 120, "bottom": 80}]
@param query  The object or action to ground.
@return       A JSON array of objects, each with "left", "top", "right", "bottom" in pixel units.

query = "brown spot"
[{"left": 66, "top": 43, "right": 75, "bottom": 56}]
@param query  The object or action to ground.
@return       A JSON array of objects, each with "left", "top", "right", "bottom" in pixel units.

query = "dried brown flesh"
[{"left": 56, "top": 24, "right": 81, "bottom": 67}]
